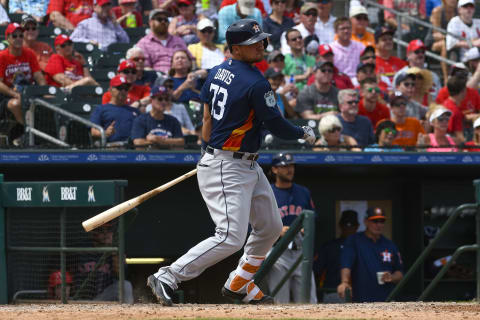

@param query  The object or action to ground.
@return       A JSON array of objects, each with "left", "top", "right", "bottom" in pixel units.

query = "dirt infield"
[{"left": 1, "top": 302, "right": 480, "bottom": 320}]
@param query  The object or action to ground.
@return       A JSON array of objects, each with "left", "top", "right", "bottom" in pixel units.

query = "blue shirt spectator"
[
  {"left": 426, "top": 0, "right": 442, "bottom": 18},
  {"left": 262, "top": 1, "right": 295, "bottom": 49},
  {"left": 217, "top": 3, "right": 263, "bottom": 43},
  {"left": 9, "top": 0, "right": 49, "bottom": 21}
]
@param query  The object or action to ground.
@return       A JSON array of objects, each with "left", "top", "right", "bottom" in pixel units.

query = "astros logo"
[
  {"left": 381, "top": 250, "right": 392, "bottom": 262},
  {"left": 253, "top": 24, "right": 260, "bottom": 33}
]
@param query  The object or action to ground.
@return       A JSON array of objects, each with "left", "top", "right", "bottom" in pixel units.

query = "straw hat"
[{"left": 406, "top": 67, "right": 433, "bottom": 95}]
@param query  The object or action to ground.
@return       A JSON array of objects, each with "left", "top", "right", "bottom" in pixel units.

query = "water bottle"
[
  {"left": 126, "top": 13, "right": 137, "bottom": 28},
  {"left": 202, "top": 0, "right": 210, "bottom": 10},
  {"left": 285, "top": 74, "right": 296, "bottom": 100}
]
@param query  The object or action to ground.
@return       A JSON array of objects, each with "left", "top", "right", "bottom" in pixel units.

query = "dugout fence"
[{"left": 0, "top": 175, "right": 128, "bottom": 304}]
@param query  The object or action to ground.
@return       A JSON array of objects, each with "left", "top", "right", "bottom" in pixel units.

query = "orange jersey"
[{"left": 391, "top": 117, "right": 425, "bottom": 146}]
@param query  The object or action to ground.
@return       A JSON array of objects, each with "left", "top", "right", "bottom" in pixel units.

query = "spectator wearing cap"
[
  {"left": 330, "top": 17, "right": 365, "bottom": 80},
  {"left": 375, "top": 25, "right": 408, "bottom": 91},
  {"left": 384, "top": 0, "right": 426, "bottom": 33},
  {"left": 307, "top": 44, "right": 354, "bottom": 90},
  {"left": 418, "top": 106, "right": 459, "bottom": 152},
  {"left": 348, "top": 5, "right": 375, "bottom": 48},
  {"left": 218, "top": 0, "right": 263, "bottom": 43},
  {"left": 126, "top": 47, "right": 158, "bottom": 87},
  {"left": 90, "top": 75, "right": 141, "bottom": 143},
  {"left": 170, "top": 49, "right": 207, "bottom": 103},
  {"left": 465, "top": 47, "right": 480, "bottom": 89},
  {"left": 314, "top": 0, "right": 336, "bottom": 45},
  {"left": 283, "top": 29, "right": 315, "bottom": 91},
  {"left": 0, "top": 23, "right": 46, "bottom": 143},
  {"left": 265, "top": 152, "right": 318, "bottom": 304},
  {"left": 364, "top": 120, "right": 404, "bottom": 152},
  {"left": 168, "top": 0, "right": 199, "bottom": 45},
  {"left": 102, "top": 60, "right": 151, "bottom": 111},
  {"left": 188, "top": 19, "right": 225, "bottom": 70},
  {"left": 464, "top": 117, "right": 480, "bottom": 152},
  {"left": 314, "top": 209, "right": 359, "bottom": 303},
  {"left": 393, "top": 40, "right": 441, "bottom": 99},
  {"left": 446, "top": 0, "right": 480, "bottom": 63},
  {"left": 264, "top": 68, "right": 296, "bottom": 118},
  {"left": 8, "top": 1, "right": 48, "bottom": 23},
  {"left": 388, "top": 92, "right": 425, "bottom": 147},
  {"left": 441, "top": 76, "right": 471, "bottom": 142},
  {"left": 136, "top": 8, "right": 189, "bottom": 74},
  {"left": 355, "top": 62, "right": 376, "bottom": 90},
  {"left": 70, "top": 0, "right": 130, "bottom": 51},
  {"left": 131, "top": 85, "right": 185, "bottom": 147},
  {"left": 358, "top": 46, "right": 391, "bottom": 93},
  {"left": 112, "top": 0, "right": 143, "bottom": 28},
  {"left": 47, "top": 0, "right": 94, "bottom": 30},
  {"left": 45, "top": 34, "right": 98, "bottom": 89},
  {"left": 21, "top": 14, "right": 53, "bottom": 71},
  {"left": 303, "top": 34, "right": 320, "bottom": 57},
  {"left": 0, "top": 4, "right": 9, "bottom": 25},
  {"left": 314, "top": 114, "right": 358, "bottom": 151},
  {"left": 338, "top": 207, "right": 403, "bottom": 303},
  {"left": 295, "top": 61, "right": 338, "bottom": 120},
  {"left": 263, "top": 0, "right": 295, "bottom": 50},
  {"left": 395, "top": 71, "right": 428, "bottom": 120},
  {"left": 358, "top": 77, "right": 390, "bottom": 128}
]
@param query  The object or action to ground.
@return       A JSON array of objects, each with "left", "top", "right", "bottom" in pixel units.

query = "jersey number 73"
[{"left": 209, "top": 84, "right": 229, "bottom": 120}]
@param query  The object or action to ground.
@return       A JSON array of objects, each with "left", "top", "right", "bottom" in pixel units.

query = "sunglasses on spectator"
[
  {"left": 289, "top": 36, "right": 303, "bottom": 42},
  {"left": 132, "top": 57, "right": 145, "bottom": 62},
  {"left": 154, "top": 96, "right": 170, "bottom": 102},
  {"left": 10, "top": 33, "right": 23, "bottom": 39},
  {"left": 60, "top": 41, "right": 73, "bottom": 48},
  {"left": 345, "top": 100, "right": 359, "bottom": 105},
  {"left": 328, "top": 127, "right": 341, "bottom": 133},
  {"left": 354, "top": 14, "right": 368, "bottom": 21},
  {"left": 361, "top": 55, "right": 376, "bottom": 61},
  {"left": 122, "top": 69, "right": 137, "bottom": 75},
  {"left": 273, "top": 57, "right": 285, "bottom": 62},
  {"left": 304, "top": 11, "right": 318, "bottom": 17},
  {"left": 402, "top": 82, "right": 415, "bottom": 87},
  {"left": 414, "top": 49, "right": 425, "bottom": 55},
  {"left": 437, "top": 116, "right": 450, "bottom": 122},
  {"left": 320, "top": 68, "right": 333, "bottom": 73},
  {"left": 154, "top": 17, "right": 169, "bottom": 23},
  {"left": 383, "top": 127, "right": 397, "bottom": 135},
  {"left": 115, "top": 85, "right": 130, "bottom": 91},
  {"left": 366, "top": 87, "right": 380, "bottom": 93},
  {"left": 392, "top": 101, "right": 407, "bottom": 107},
  {"left": 24, "top": 27, "right": 37, "bottom": 31},
  {"left": 273, "top": 0, "right": 286, "bottom": 4},
  {"left": 200, "top": 28, "right": 214, "bottom": 34}
]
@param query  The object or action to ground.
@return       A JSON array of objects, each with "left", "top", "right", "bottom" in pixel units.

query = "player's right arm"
[
  {"left": 202, "top": 103, "right": 212, "bottom": 143},
  {"left": 337, "top": 268, "right": 352, "bottom": 299}
]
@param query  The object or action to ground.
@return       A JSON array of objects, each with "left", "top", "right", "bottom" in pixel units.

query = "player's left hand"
[{"left": 302, "top": 126, "right": 316, "bottom": 144}]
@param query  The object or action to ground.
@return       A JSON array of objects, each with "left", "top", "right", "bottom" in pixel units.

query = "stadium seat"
[
  {"left": 125, "top": 27, "right": 149, "bottom": 43},
  {"left": 68, "top": 86, "right": 104, "bottom": 105},
  {"left": 107, "top": 43, "right": 132, "bottom": 56},
  {"left": 73, "top": 42, "right": 102, "bottom": 67},
  {"left": 57, "top": 102, "right": 97, "bottom": 148},
  {"left": 96, "top": 54, "right": 125, "bottom": 69},
  {"left": 8, "top": 13, "right": 23, "bottom": 23},
  {"left": 89, "top": 68, "right": 116, "bottom": 90}
]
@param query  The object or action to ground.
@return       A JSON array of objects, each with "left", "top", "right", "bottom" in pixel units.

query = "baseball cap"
[
  {"left": 5, "top": 23, "right": 23, "bottom": 38},
  {"left": 151, "top": 85, "right": 169, "bottom": 97},
  {"left": 474, "top": 117, "right": 480, "bottom": 129},
  {"left": 267, "top": 50, "right": 284, "bottom": 63},
  {"left": 450, "top": 62, "right": 468, "bottom": 76},
  {"left": 95, "top": 0, "right": 112, "bottom": 6},
  {"left": 48, "top": 270, "right": 73, "bottom": 288},
  {"left": 300, "top": 3, "right": 318, "bottom": 15},
  {"left": 264, "top": 68, "right": 283, "bottom": 79},
  {"left": 315, "top": 60, "right": 334, "bottom": 70},
  {"left": 366, "top": 207, "right": 386, "bottom": 221},
  {"left": 429, "top": 107, "right": 452, "bottom": 123},
  {"left": 304, "top": 34, "right": 319, "bottom": 55},
  {"left": 395, "top": 71, "right": 416, "bottom": 86},
  {"left": 197, "top": 18, "right": 215, "bottom": 31},
  {"left": 389, "top": 91, "right": 408, "bottom": 105},
  {"left": 110, "top": 75, "right": 129, "bottom": 87},
  {"left": 271, "top": 152, "right": 295, "bottom": 167},
  {"left": 407, "top": 39, "right": 426, "bottom": 53},
  {"left": 374, "top": 24, "right": 395, "bottom": 42},
  {"left": 54, "top": 34, "right": 71, "bottom": 46},
  {"left": 178, "top": 0, "right": 194, "bottom": 5},
  {"left": 357, "top": 62, "right": 375, "bottom": 72},
  {"left": 149, "top": 8, "right": 170, "bottom": 20},
  {"left": 238, "top": 0, "right": 256, "bottom": 16},
  {"left": 318, "top": 44, "right": 333, "bottom": 56},
  {"left": 458, "top": 0, "right": 475, "bottom": 8},
  {"left": 339, "top": 210, "right": 359, "bottom": 227},
  {"left": 119, "top": 0, "right": 137, "bottom": 3},
  {"left": 463, "top": 47, "right": 480, "bottom": 62},
  {"left": 349, "top": 5, "right": 368, "bottom": 18},
  {"left": 21, "top": 14, "right": 37, "bottom": 27},
  {"left": 117, "top": 60, "right": 137, "bottom": 72}
]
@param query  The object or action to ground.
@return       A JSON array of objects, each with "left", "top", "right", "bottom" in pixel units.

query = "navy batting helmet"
[
  {"left": 271, "top": 152, "right": 295, "bottom": 167},
  {"left": 226, "top": 19, "right": 271, "bottom": 50}
]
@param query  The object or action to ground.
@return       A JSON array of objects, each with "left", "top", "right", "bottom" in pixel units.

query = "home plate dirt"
[{"left": 1, "top": 302, "right": 480, "bottom": 320}]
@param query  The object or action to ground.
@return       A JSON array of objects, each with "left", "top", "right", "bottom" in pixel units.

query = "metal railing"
[{"left": 255, "top": 210, "right": 315, "bottom": 303}]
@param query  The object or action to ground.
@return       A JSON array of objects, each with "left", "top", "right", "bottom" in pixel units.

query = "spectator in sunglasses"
[
  {"left": 358, "top": 78, "right": 390, "bottom": 128},
  {"left": 112, "top": 0, "right": 143, "bottom": 28},
  {"left": 45, "top": 34, "right": 99, "bottom": 90},
  {"left": 21, "top": 14, "right": 53, "bottom": 71},
  {"left": 283, "top": 28, "right": 315, "bottom": 91},
  {"left": 126, "top": 46, "right": 158, "bottom": 87},
  {"left": 136, "top": 9, "right": 189, "bottom": 74},
  {"left": 90, "top": 75, "right": 141, "bottom": 143},
  {"left": 395, "top": 72, "right": 427, "bottom": 120},
  {"left": 314, "top": 114, "right": 358, "bottom": 151},
  {"left": 188, "top": 19, "right": 225, "bottom": 70},
  {"left": 348, "top": 5, "right": 375, "bottom": 48},
  {"left": 131, "top": 85, "right": 185, "bottom": 148},
  {"left": 263, "top": 0, "right": 295, "bottom": 49},
  {"left": 388, "top": 92, "right": 425, "bottom": 147},
  {"left": 418, "top": 106, "right": 459, "bottom": 152},
  {"left": 102, "top": 60, "right": 151, "bottom": 111},
  {"left": 364, "top": 120, "right": 404, "bottom": 152},
  {"left": 70, "top": 0, "right": 130, "bottom": 51},
  {"left": 168, "top": 0, "right": 199, "bottom": 45}
]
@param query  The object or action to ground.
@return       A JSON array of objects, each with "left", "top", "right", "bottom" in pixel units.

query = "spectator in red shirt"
[
  {"left": 307, "top": 44, "right": 354, "bottom": 90},
  {"left": 47, "top": 0, "right": 94, "bottom": 31},
  {"left": 102, "top": 60, "right": 151, "bottom": 112},
  {"left": 374, "top": 24, "right": 407, "bottom": 92},
  {"left": 21, "top": 14, "right": 53, "bottom": 72},
  {"left": 45, "top": 34, "right": 98, "bottom": 89},
  {"left": 112, "top": 0, "right": 143, "bottom": 28},
  {"left": 0, "top": 23, "right": 46, "bottom": 138},
  {"left": 358, "top": 77, "right": 390, "bottom": 128},
  {"left": 441, "top": 76, "right": 468, "bottom": 143}
]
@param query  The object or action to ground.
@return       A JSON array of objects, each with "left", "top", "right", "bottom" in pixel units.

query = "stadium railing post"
[
  {"left": 300, "top": 210, "right": 315, "bottom": 303},
  {"left": 0, "top": 174, "right": 7, "bottom": 304}
]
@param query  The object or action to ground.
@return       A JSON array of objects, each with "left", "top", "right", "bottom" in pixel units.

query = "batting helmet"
[
  {"left": 271, "top": 152, "right": 295, "bottom": 167},
  {"left": 226, "top": 19, "right": 271, "bottom": 50}
]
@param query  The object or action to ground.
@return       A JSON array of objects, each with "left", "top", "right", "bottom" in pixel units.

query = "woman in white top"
[{"left": 187, "top": 18, "right": 225, "bottom": 70}]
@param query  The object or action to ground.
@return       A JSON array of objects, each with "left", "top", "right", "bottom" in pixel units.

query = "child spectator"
[
  {"left": 112, "top": 0, "right": 144, "bottom": 28},
  {"left": 168, "top": 0, "right": 199, "bottom": 45},
  {"left": 364, "top": 120, "right": 404, "bottom": 152}
]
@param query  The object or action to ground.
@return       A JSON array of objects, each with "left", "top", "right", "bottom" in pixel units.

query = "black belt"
[{"left": 205, "top": 146, "right": 259, "bottom": 161}]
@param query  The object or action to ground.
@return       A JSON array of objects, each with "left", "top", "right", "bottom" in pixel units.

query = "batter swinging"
[{"left": 147, "top": 19, "right": 316, "bottom": 306}]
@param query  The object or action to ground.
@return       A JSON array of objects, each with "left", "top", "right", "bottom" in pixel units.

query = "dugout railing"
[
  {"left": 387, "top": 180, "right": 480, "bottom": 302},
  {"left": 254, "top": 210, "right": 315, "bottom": 303},
  {"left": 0, "top": 175, "right": 128, "bottom": 304}
]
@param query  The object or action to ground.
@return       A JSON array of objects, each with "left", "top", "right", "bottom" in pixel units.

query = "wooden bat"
[{"left": 82, "top": 168, "right": 198, "bottom": 232}]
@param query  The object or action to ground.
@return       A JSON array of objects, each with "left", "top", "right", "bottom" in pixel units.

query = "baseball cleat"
[
  {"left": 221, "top": 286, "right": 274, "bottom": 304},
  {"left": 147, "top": 275, "right": 173, "bottom": 306}
]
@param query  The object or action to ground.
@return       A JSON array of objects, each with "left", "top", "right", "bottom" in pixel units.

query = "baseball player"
[
  {"left": 265, "top": 152, "right": 317, "bottom": 303},
  {"left": 147, "top": 19, "right": 316, "bottom": 306}
]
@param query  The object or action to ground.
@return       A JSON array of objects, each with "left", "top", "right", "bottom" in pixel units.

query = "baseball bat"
[{"left": 82, "top": 168, "right": 198, "bottom": 232}]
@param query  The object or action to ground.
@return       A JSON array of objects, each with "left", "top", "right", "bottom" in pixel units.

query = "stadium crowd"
[{"left": 0, "top": 0, "right": 480, "bottom": 152}]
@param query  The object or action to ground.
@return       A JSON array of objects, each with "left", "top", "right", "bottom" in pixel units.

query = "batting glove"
[{"left": 302, "top": 126, "right": 316, "bottom": 144}]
